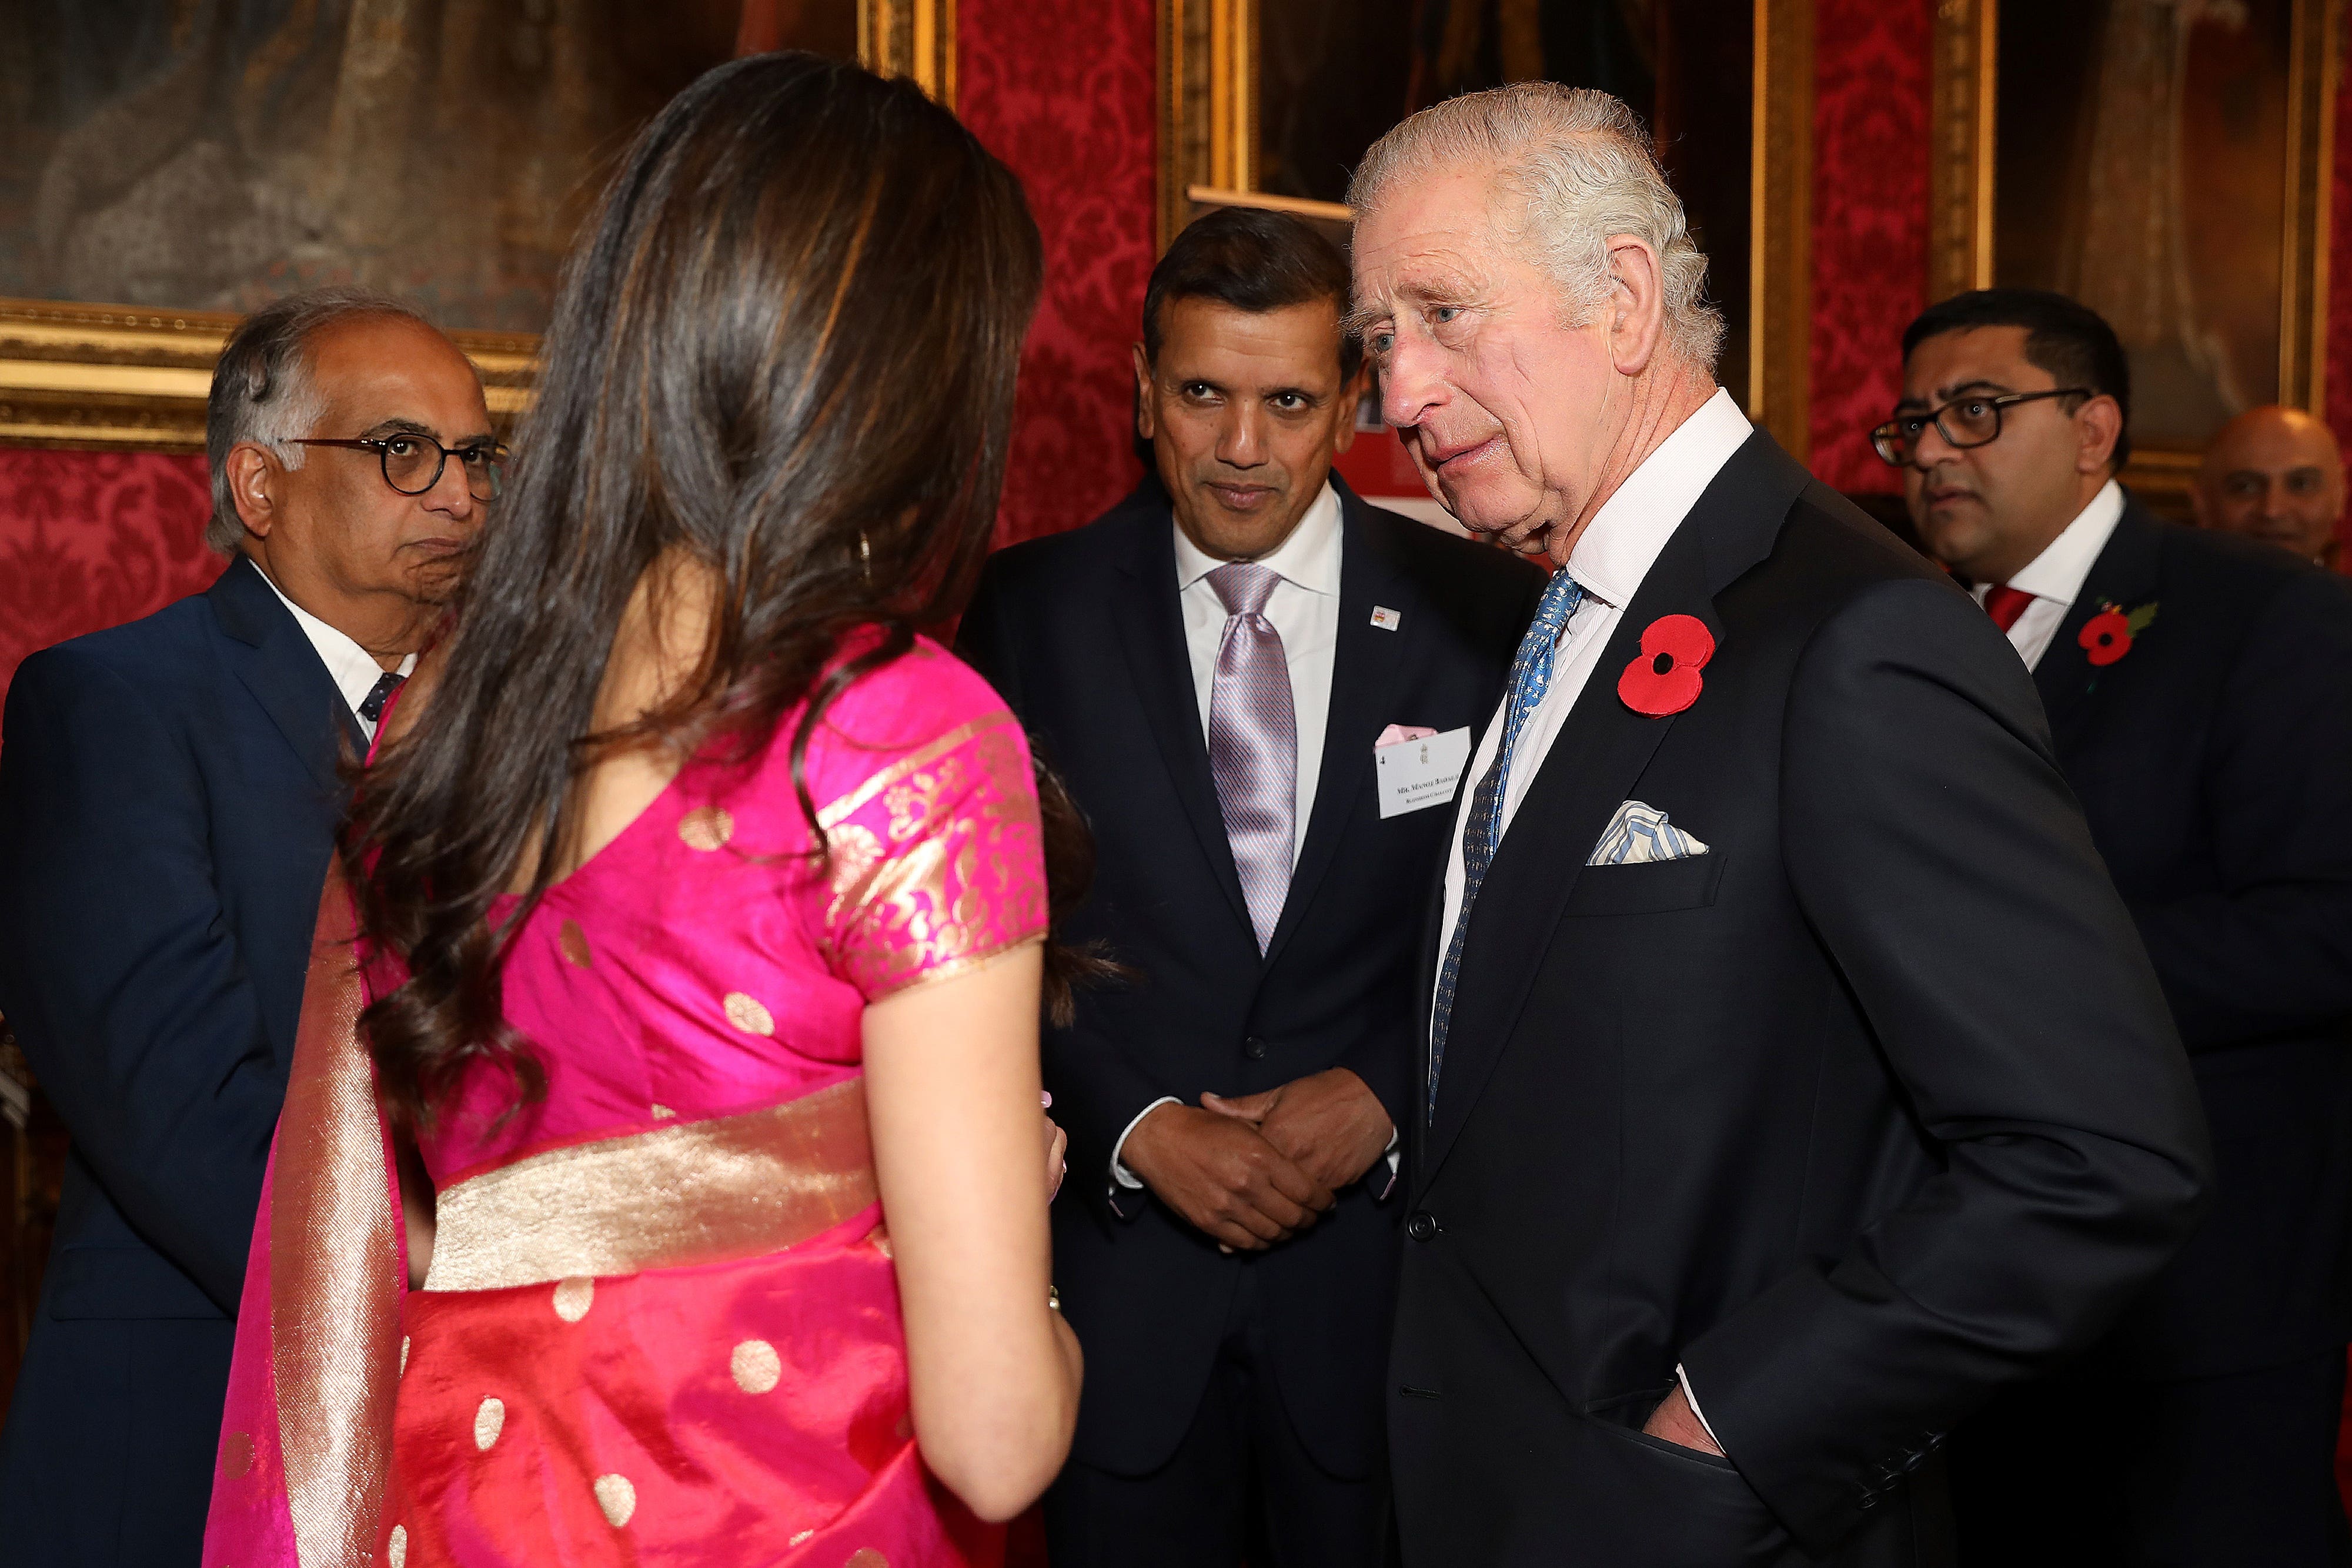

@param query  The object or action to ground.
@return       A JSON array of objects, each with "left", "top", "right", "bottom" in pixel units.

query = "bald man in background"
[{"left": 2196, "top": 406, "right": 2345, "bottom": 570}]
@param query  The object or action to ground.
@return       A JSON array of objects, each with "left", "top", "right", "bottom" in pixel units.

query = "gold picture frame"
[
  {"left": 1159, "top": 0, "right": 1820, "bottom": 460},
  {"left": 0, "top": 0, "right": 954, "bottom": 454},
  {"left": 1929, "top": 0, "right": 2341, "bottom": 513}
]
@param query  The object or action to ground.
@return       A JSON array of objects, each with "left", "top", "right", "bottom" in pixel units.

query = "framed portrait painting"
[
  {"left": 0, "top": 0, "right": 952, "bottom": 450},
  {"left": 1930, "top": 0, "right": 2341, "bottom": 513}
]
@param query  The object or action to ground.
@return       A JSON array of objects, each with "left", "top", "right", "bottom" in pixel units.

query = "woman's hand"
[{"left": 1043, "top": 1093, "right": 1068, "bottom": 1203}]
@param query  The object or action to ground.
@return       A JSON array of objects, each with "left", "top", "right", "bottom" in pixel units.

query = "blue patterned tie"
[{"left": 1426, "top": 567, "right": 1587, "bottom": 1122}]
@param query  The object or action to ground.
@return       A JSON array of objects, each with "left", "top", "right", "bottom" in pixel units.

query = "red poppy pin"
[
  {"left": 1618, "top": 614, "right": 1715, "bottom": 716},
  {"left": 2077, "top": 599, "right": 2159, "bottom": 668}
]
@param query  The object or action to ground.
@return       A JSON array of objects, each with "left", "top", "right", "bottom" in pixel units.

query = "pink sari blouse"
[{"left": 203, "top": 634, "right": 1047, "bottom": 1568}]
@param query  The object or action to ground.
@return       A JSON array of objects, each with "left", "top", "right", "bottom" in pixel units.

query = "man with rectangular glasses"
[
  {"left": 1886, "top": 288, "right": 2352, "bottom": 1566},
  {"left": 0, "top": 286, "right": 495, "bottom": 1566}
]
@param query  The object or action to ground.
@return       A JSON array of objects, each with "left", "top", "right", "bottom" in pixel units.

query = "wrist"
[{"left": 1118, "top": 1099, "right": 1187, "bottom": 1185}]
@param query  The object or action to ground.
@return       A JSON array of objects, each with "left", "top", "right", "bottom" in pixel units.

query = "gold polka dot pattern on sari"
[
  {"left": 473, "top": 1396, "right": 505, "bottom": 1450},
  {"left": 559, "top": 920, "right": 592, "bottom": 968},
  {"left": 723, "top": 992, "right": 774, "bottom": 1035},
  {"left": 219, "top": 1431, "right": 253, "bottom": 1479},
  {"left": 847, "top": 1549, "right": 889, "bottom": 1567},
  {"left": 731, "top": 1339, "right": 781, "bottom": 1393},
  {"left": 677, "top": 806, "right": 734, "bottom": 851},
  {"left": 651, "top": 1104, "right": 675, "bottom": 1119},
  {"left": 553, "top": 1277, "right": 594, "bottom": 1322},
  {"left": 387, "top": 1524, "right": 408, "bottom": 1567},
  {"left": 594, "top": 1473, "right": 636, "bottom": 1527}
]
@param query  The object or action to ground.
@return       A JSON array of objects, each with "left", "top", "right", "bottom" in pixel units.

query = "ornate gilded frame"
[
  {"left": 1159, "top": 0, "right": 1819, "bottom": 459},
  {"left": 0, "top": 0, "right": 954, "bottom": 453},
  {"left": 1929, "top": 0, "right": 2341, "bottom": 509}
]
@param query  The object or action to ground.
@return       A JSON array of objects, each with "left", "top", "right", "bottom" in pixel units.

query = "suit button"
[
  {"left": 1406, "top": 1211, "right": 1438, "bottom": 1242},
  {"left": 1244, "top": 1036, "right": 1267, "bottom": 1059}
]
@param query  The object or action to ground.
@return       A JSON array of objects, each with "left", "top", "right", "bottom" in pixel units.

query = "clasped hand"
[{"left": 1121, "top": 1068, "right": 1394, "bottom": 1252}]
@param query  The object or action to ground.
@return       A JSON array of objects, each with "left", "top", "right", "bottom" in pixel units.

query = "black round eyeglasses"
[{"left": 291, "top": 433, "right": 507, "bottom": 500}]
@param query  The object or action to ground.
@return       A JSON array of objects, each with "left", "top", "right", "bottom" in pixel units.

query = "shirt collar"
[
  {"left": 252, "top": 563, "right": 418, "bottom": 722},
  {"left": 1172, "top": 480, "right": 1344, "bottom": 596},
  {"left": 1564, "top": 386, "right": 1752, "bottom": 609},
  {"left": 2002, "top": 479, "right": 2125, "bottom": 605}
]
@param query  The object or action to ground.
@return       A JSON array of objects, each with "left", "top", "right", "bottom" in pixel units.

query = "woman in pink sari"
[{"left": 203, "top": 54, "right": 1081, "bottom": 1567}]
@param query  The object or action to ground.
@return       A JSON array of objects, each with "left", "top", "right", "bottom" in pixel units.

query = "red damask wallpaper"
[
  {"left": 1806, "top": 0, "right": 1930, "bottom": 496},
  {"left": 959, "top": 0, "right": 1158, "bottom": 550},
  {"left": 0, "top": 450, "right": 221, "bottom": 732}
]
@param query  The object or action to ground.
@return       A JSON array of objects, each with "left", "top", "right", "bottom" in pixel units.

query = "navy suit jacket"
[
  {"left": 956, "top": 476, "right": 1541, "bottom": 1480},
  {"left": 2033, "top": 502, "right": 2352, "bottom": 1379},
  {"left": 0, "top": 556, "right": 360, "bottom": 1564},
  {"left": 1385, "top": 437, "right": 2207, "bottom": 1566}
]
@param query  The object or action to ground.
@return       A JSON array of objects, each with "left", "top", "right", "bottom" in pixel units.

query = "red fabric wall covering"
[
  {"left": 1805, "top": 0, "right": 1932, "bottom": 496},
  {"left": 958, "top": 0, "right": 1159, "bottom": 550},
  {"left": 0, "top": 449, "right": 220, "bottom": 735}
]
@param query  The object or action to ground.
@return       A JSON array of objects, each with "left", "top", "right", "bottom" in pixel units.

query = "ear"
[
  {"left": 1131, "top": 343, "right": 1157, "bottom": 442},
  {"left": 1602, "top": 234, "right": 1669, "bottom": 378},
  {"left": 1329, "top": 365, "right": 1365, "bottom": 457},
  {"left": 2074, "top": 394, "right": 2123, "bottom": 476},
  {"left": 225, "top": 442, "right": 280, "bottom": 539}
]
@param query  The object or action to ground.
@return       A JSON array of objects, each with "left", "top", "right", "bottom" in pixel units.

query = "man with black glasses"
[
  {"left": 1884, "top": 289, "right": 2352, "bottom": 1566},
  {"left": 0, "top": 287, "right": 494, "bottom": 1565}
]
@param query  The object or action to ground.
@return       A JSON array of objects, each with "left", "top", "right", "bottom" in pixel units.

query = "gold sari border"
[
  {"left": 270, "top": 862, "right": 404, "bottom": 1568},
  {"left": 815, "top": 710, "right": 1015, "bottom": 830},
  {"left": 864, "top": 931, "right": 1043, "bottom": 1002},
  {"left": 423, "top": 1076, "right": 878, "bottom": 1292}
]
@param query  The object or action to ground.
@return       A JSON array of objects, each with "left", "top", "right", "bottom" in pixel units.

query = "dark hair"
[
  {"left": 1142, "top": 205, "right": 1362, "bottom": 384},
  {"left": 204, "top": 286, "right": 438, "bottom": 554},
  {"left": 343, "top": 53, "right": 1047, "bottom": 1125},
  {"left": 1901, "top": 288, "right": 2134, "bottom": 469}
]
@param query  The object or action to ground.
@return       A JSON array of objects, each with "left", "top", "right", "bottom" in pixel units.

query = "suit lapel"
[
  {"left": 2030, "top": 502, "right": 2163, "bottom": 757},
  {"left": 1418, "top": 430, "right": 1806, "bottom": 1191},
  {"left": 208, "top": 556, "right": 358, "bottom": 794},
  {"left": 1262, "top": 488, "right": 1408, "bottom": 968},
  {"left": 1111, "top": 509, "right": 1257, "bottom": 936}
]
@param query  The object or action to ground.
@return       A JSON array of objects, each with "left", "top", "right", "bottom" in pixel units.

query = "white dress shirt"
[
  {"left": 1970, "top": 479, "right": 2125, "bottom": 671},
  {"left": 1429, "top": 386, "right": 1753, "bottom": 1449},
  {"left": 1116, "top": 483, "right": 1389, "bottom": 1191},
  {"left": 254, "top": 564, "right": 417, "bottom": 743},
  {"left": 1433, "top": 387, "right": 1753, "bottom": 962}
]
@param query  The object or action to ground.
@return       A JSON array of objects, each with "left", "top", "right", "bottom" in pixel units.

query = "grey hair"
[
  {"left": 203, "top": 286, "right": 436, "bottom": 554},
  {"left": 1347, "top": 83, "right": 1725, "bottom": 372}
]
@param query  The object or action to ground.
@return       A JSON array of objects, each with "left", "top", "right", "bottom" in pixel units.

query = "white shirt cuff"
[
  {"left": 1675, "top": 1363, "right": 1724, "bottom": 1454},
  {"left": 1110, "top": 1096, "right": 1182, "bottom": 1188}
]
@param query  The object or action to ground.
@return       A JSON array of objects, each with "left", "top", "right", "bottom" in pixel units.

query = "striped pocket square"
[{"left": 1588, "top": 800, "right": 1709, "bottom": 866}]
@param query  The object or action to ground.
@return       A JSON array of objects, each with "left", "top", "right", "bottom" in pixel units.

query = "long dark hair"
[{"left": 345, "top": 54, "right": 1048, "bottom": 1126}]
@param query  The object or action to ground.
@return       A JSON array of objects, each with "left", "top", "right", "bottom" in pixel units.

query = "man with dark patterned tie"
[
  {"left": 0, "top": 287, "right": 493, "bottom": 1566},
  {"left": 957, "top": 206, "right": 1539, "bottom": 1568}
]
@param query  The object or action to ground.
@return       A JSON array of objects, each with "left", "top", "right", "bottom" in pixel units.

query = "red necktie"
[{"left": 1983, "top": 584, "right": 2036, "bottom": 633}]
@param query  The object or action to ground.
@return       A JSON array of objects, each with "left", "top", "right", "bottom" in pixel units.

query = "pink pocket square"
[{"left": 1375, "top": 724, "right": 1438, "bottom": 748}]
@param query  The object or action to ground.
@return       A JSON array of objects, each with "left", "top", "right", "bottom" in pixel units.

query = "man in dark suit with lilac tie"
[{"left": 957, "top": 207, "right": 1539, "bottom": 1568}]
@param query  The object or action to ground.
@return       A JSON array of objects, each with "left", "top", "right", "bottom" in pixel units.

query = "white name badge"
[{"left": 1375, "top": 726, "right": 1472, "bottom": 819}]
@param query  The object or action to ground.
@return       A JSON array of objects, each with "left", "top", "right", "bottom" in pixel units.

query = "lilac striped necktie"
[{"left": 1206, "top": 561, "right": 1297, "bottom": 953}]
